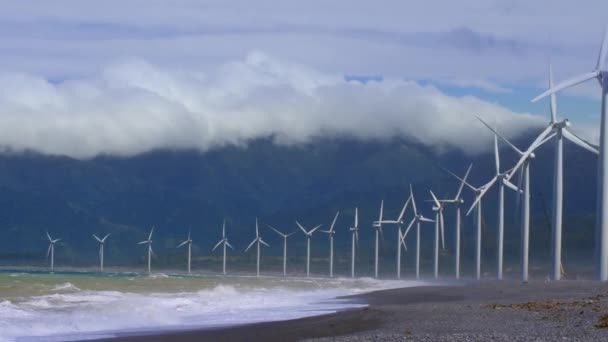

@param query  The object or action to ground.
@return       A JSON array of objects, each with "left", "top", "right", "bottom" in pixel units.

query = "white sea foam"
[{"left": 0, "top": 275, "right": 427, "bottom": 342}]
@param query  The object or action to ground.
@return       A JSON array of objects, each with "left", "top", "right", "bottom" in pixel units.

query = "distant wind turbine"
[
  {"left": 212, "top": 220, "right": 233, "bottom": 275},
  {"left": 297, "top": 221, "right": 322, "bottom": 277},
  {"left": 371, "top": 200, "right": 384, "bottom": 278},
  {"left": 138, "top": 227, "right": 154, "bottom": 274},
  {"left": 245, "top": 218, "right": 269, "bottom": 277},
  {"left": 405, "top": 185, "right": 434, "bottom": 279},
  {"left": 349, "top": 207, "right": 359, "bottom": 278},
  {"left": 530, "top": 27, "right": 608, "bottom": 281},
  {"left": 429, "top": 191, "right": 446, "bottom": 279},
  {"left": 375, "top": 198, "right": 410, "bottom": 279},
  {"left": 177, "top": 229, "right": 193, "bottom": 274},
  {"left": 46, "top": 232, "right": 61, "bottom": 272},
  {"left": 267, "top": 224, "right": 295, "bottom": 277},
  {"left": 320, "top": 211, "right": 340, "bottom": 277},
  {"left": 92, "top": 233, "right": 110, "bottom": 272}
]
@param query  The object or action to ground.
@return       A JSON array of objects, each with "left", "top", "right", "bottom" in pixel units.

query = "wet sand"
[{"left": 99, "top": 279, "right": 608, "bottom": 342}]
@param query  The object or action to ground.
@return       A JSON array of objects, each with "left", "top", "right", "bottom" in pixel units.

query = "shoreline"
[{"left": 95, "top": 279, "right": 608, "bottom": 342}]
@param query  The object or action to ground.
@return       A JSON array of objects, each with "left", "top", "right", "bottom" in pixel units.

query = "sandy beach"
[{"left": 97, "top": 279, "right": 608, "bottom": 342}]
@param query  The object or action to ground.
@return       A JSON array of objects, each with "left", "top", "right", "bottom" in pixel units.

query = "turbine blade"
[
  {"left": 430, "top": 190, "right": 441, "bottom": 208},
  {"left": 46, "top": 232, "right": 52, "bottom": 242},
  {"left": 549, "top": 61, "right": 557, "bottom": 122},
  {"left": 222, "top": 220, "right": 226, "bottom": 238},
  {"left": 503, "top": 178, "right": 520, "bottom": 193},
  {"left": 177, "top": 240, "right": 188, "bottom": 248},
  {"left": 267, "top": 224, "right": 285, "bottom": 237},
  {"left": 440, "top": 211, "right": 445, "bottom": 249},
  {"left": 597, "top": 25, "right": 608, "bottom": 70},
  {"left": 93, "top": 234, "right": 101, "bottom": 243},
  {"left": 260, "top": 239, "right": 270, "bottom": 247},
  {"left": 47, "top": 244, "right": 52, "bottom": 258},
  {"left": 466, "top": 177, "right": 497, "bottom": 216},
  {"left": 138, "top": 240, "right": 149, "bottom": 245},
  {"left": 296, "top": 221, "right": 308, "bottom": 234},
  {"left": 256, "top": 218, "right": 259, "bottom": 237},
  {"left": 420, "top": 216, "right": 434, "bottom": 223},
  {"left": 148, "top": 227, "right": 154, "bottom": 241},
  {"left": 403, "top": 218, "right": 416, "bottom": 239},
  {"left": 563, "top": 128, "right": 599, "bottom": 154},
  {"left": 354, "top": 207, "right": 359, "bottom": 228},
  {"left": 226, "top": 241, "right": 234, "bottom": 250},
  {"left": 102, "top": 234, "right": 111, "bottom": 242},
  {"left": 441, "top": 166, "right": 476, "bottom": 191},
  {"left": 476, "top": 116, "right": 523, "bottom": 155},
  {"left": 329, "top": 211, "right": 340, "bottom": 232},
  {"left": 506, "top": 125, "right": 554, "bottom": 182},
  {"left": 245, "top": 239, "right": 256, "bottom": 252},
  {"left": 310, "top": 224, "right": 322, "bottom": 234},
  {"left": 532, "top": 71, "right": 599, "bottom": 102},
  {"left": 398, "top": 196, "right": 411, "bottom": 223},
  {"left": 212, "top": 240, "right": 223, "bottom": 251},
  {"left": 494, "top": 128, "right": 500, "bottom": 174},
  {"left": 455, "top": 164, "right": 473, "bottom": 200},
  {"left": 410, "top": 184, "right": 418, "bottom": 215},
  {"left": 378, "top": 200, "right": 384, "bottom": 222}
]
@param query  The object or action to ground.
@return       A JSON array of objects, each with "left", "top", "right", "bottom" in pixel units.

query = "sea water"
[{"left": 0, "top": 270, "right": 426, "bottom": 341}]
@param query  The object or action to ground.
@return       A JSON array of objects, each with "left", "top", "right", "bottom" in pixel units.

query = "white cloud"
[{"left": 0, "top": 52, "right": 546, "bottom": 158}]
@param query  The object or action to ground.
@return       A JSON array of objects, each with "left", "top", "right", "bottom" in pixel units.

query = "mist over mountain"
[{"left": 0, "top": 131, "right": 597, "bottom": 276}]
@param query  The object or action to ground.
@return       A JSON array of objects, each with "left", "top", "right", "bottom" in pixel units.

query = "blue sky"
[{"left": 0, "top": 1, "right": 605, "bottom": 157}]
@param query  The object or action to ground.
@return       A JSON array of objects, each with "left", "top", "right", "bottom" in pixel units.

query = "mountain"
[{"left": 0, "top": 134, "right": 598, "bottom": 275}]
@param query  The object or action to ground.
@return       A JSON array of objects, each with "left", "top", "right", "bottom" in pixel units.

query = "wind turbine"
[
  {"left": 429, "top": 191, "right": 446, "bottom": 279},
  {"left": 297, "top": 221, "right": 322, "bottom": 278},
  {"left": 438, "top": 164, "right": 473, "bottom": 279},
  {"left": 406, "top": 185, "right": 434, "bottom": 279},
  {"left": 320, "top": 211, "right": 340, "bottom": 278},
  {"left": 92, "top": 233, "right": 110, "bottom": 272},
  {"left": 138, "top": 227, "right": 154, "bottom": 274},
  {"left": 177, "top": 229, "right": 193, "bottom": 274},
  {"left": 527, "top": 63, "right": 599, "bottom": 280},
  {"left": 212, "top": 220, "right": 233, "bottom": 275},
  {"left": 371, "top": 200, "right": 384, "bottom": 278},
  {"left": 531, "top": 27, "right": 608, "bottom": 281},
  {"left": 466, "top": 119, "right": 520, "bottom": 280},
  {"left": 375, "top": 199, "right": 410, "bottom": 279},
  {"left": 267, "top": 224, "right": 295, "bottom": 277},
  {"left": 46, "top": 232, "right": 60, "bottom": 271},
  {"left": 245, "top": 218, "right": 269, "bottom": 277},
  {"left": 349, "top": 207, "right": 359, "bottom": 278}
]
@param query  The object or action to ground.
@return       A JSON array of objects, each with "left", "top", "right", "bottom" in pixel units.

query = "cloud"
[{"left": 0, "top": 52, "right": 547, "bottom": 158}]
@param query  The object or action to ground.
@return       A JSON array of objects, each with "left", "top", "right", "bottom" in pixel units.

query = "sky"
[{"left": 0, "top": 0, "right": 606, "bottom": 158}]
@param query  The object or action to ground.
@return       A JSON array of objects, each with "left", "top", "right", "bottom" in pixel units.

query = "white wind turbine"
[
  {"left": 466, "top": 119, "right": 520, "bottom": 280},
  {"left": 527, "top": 63, "right": 599, "bottom": 280},
  {"left": 297, "top": 221, "right": 322, "bottom": 278},
  {"left": 177, "top": 229, "right": 193, "bottom": 274},
  {"left": 46, "top": 232, "right": 61, "bottom": 271},
  {"left": 138, "top": 227, "right": 154, "bottom": 274},
  {"left": 320, "top": 211, "right": 340, "bottom": 278},
  {"left": 267, "top": 224, "right": 295, "bottom": 277},
  {"left": 438, "top": 164, "right": 473, "bottom": 279},
  {"left": 429, "top": 191, "right": 446, "bottom": 279},
  {"left": 349, "top": 207, "right": 359, "bottom": 278},
  {"left": 245, "top": 218, "right": 269, "bottom": 277},
  {"left": 92, "top": 233, "right": 110, "bottom": 272},
  {"left": 405, "top": 185, "right": 434, "bottom": 279},
  {"left": 212, "top": 220, "right": 233, "bottom": 275},
  {"left": 371, "top": 200, "right": 384, "bottom": 278},
  {"left": 531, "top": 27, "right": 608, "bottom": 280},
  {"left": 375, "top": 199, "right": 410, "bottom": 279}
]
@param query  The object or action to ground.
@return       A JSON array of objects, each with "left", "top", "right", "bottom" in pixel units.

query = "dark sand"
[{"left": 98, "top": 280, "right": 608, "bottom": 342}]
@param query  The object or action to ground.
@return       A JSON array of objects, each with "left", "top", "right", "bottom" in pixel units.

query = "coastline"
[{"left": 96, "top": 279, "right": 608, "bottom": 342}]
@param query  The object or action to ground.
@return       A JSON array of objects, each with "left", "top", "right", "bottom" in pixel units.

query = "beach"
[{"left": 100, "top": 280, "right": 608, "bottom": 342}]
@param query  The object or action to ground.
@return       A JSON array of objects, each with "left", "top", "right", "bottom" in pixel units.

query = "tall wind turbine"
[
  {"left": 212, "top": 220, "right": 233, "bottom": 275},
  {"left": 46, "top": 232, "right": 60, "bottom": 272},
  {"left": 438, "top": 164, "right": 473, "bottom": 279},
  {"left": 297, "top": 221, "right": 322, "bottom": 277},
  {"left": 92, "top": 233, "right": 110, "bottom": 272},
  {"left": 531, "top": 27, "right": 608, "bottom": 281},
  {"left": 527, "top": 64, "right": 599, "bottom": 280},
  {"left": 375, "top": 199, "right": 410, "bottom": 279},
  {"left": 406, "top": 185, "right": 434, "bottom": 279},
  {"left": 320, "top": 211, "right": 340, "bottom": 278},
  {"left": 267, "top": 224, "right": 295, "bottom": 277},
  {"left": 177, "top": 229, "right": 193, "bottom": 274},
  {"left": 245, "top": 218, "right": 269, "bottom": 277},
  {"left": 429, "top": 191, "right": 446, "bottom": 279},
  {"left": 138, "top": 227, "right": 154, "bottom": 274},
  {"left": 371, "top": 200, "right": 384, "bottom": 278},
  {"left": 466, "top": 119, "right": 520, "bottom": 280},
  {"left": 349, "top": 207, "right": 359, "bottom": 278}
]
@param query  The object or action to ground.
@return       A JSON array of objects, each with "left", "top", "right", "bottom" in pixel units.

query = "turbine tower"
[
  {"left": 320, "top": 211, "right": 340, "bottom": 278},
  {"left": 245, "top": 218, "right": 269, "bottom": 277},
  {"left": 466, "top": 119, "right": 520, "bottom": 280},
  {"left": 371, "top": 200, "right": 384, "bottom": 278},
  {"left": 212, "top": 220, "right": 233, "bottom": 275},
  {"left": 92, "top": 233, "right": 110, "bottom": 272},
  {"left": 349, "top": 207, "right": 359, "bottom": 278},
  {"left": 297, "top": 221, "right": 321, "bottom": 278},
  {"left": 267, "top": 224, "right": 295, "bottom": 277},
  {"left": 138, "top": 227, "right": 154, "bottom": 274},
  {"left": 46, "top": 232, "right": 61, "bottom": 272},
  {"left": 177, "top": 229, "right": 193, "bottom": 274},
  {"left": 407, "top": 185, "right": 434, "bottom": 279},
  {"left": 438, "top": 164, "right": 472, "bottom": 279},
  {"left": 531, "top": 27, "right": 608, "bottom": 281},
  {"left": 429, "top": 191, "right": 446, "bottom": 279}
]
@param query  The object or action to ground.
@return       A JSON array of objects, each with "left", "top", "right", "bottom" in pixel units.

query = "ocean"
[{"left": 0, "top": 270, "right": 425, "bottom": 341}]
